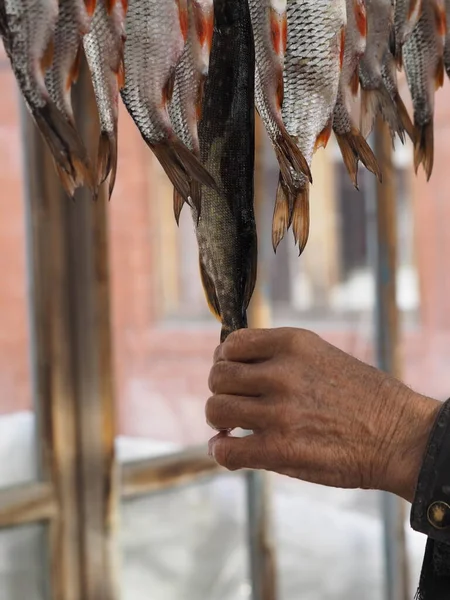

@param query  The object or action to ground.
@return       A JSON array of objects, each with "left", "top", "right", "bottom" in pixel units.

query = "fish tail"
[
  {"left": 173, "top": 189, "right": 185, "bottom": 225},
  {"left": 151, "top": 136, "right": 216, "bottom": 212},
  {"left": 272, "top": 176, "right": 290, "bottom": 252},
  {"left": 274, "top": 123, "right": 312, "bottom": 184},
  {"left": 393, "top": 92, "right": 415, "bottom": 143},
  {"left": 334, "top": 125, "right": 382, "bottom": 188},
  {"left": 413, "top": 121, "right": 434, "bottom": 181},
  {"left": 360, "top": 85, "right": 405, "bottom": 142},
  {"left": 291, "top": 184, "right": 310, "bottom": 256},
  {"left": 96, "top": 130, "right": 118, "bottom": 199},
  {"left": 199, "top": 258, "right": 221, "bottom": 322},
  {"left": 33, "top": 102, "right": 94, "bottom": 198}
]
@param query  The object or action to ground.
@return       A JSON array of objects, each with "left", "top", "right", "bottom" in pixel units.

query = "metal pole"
[
  {"left": 366, "top": 118, "right": 409, "bottom": 600},
  {"left": 246, "top": 117, "right": 277, "bottom": 600}
]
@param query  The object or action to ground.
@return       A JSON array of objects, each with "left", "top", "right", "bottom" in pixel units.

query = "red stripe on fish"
[
  {"left": 176, "top": 0, "right": 189, "bottom": 42},
  {"left": 84, "top": 0, "right": 96, "bottom": 17},
  {"left": 339, "top": 26, "right": 346, "bottom": 69},
  {"left": 192, "top": 1, "right": 214, "bottom": 51},
  {"left": 353, "top": 0, "right": 367, "bottom": 37},
  {"left": 270, "top": 8, "right": 287, "bottom": 57},
  {"left": 314, "top": 116, "right": 333, "bottom": 151},
  {"left": 40, "top": 38, "right": 54, "bottom": 74}
]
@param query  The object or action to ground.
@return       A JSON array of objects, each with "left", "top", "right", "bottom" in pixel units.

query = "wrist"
[{"left": 381, "top": 391, "right": 441, "bottom": 502}]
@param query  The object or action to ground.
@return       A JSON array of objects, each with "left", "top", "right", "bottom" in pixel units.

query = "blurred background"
[{"left": 1, "top": 38, "right": 450, "bottom": 600}]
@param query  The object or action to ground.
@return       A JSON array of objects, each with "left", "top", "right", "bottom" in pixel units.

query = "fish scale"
[
  {"left": 404, "top": 0, "right": 446, "bottom": 180},
  {"left": 120, "top": 0, "right": 216, "bottom": 212}
]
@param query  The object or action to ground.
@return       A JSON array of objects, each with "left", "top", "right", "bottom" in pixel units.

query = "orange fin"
[
  {"left": 272, "top": 178, "right": 290, "bottom": 252},
  {"left": 435, "top": 58, "right": 444, "bottom": 90},
  {"left": 394, "top": 92, "right": 414, "bottom": 142},
  {"left": 353, "top": 0, "right": 367, "bottom": 37},
  {"left": 314, "top": 116, "right": 333, "bottom": 151},
  {"left": 162, "top": 70, "right": 176, "bottom": 105},
  {"left": 150, "top": 136, "right": 216, "bottom": 205},
  {"left": 84, "top": 0, "right": 96, "bottom": 16},
  {"left": 414, "top": 121, "right": 434, "bottom": 181},
  {"left": 66, "top": 43, "right": 82, "bottom": 90},
  {"left": 199, "top": 259, "right": 221, "bottom": 322},
  {"left": 192, "top": 0, "right": 214, "bottom": 51},
  {"left": 176, "top": 0, "right": 189, "bottom": 42},
  {"left": 350, "top": 67, "right": 360, "bottom": 96},
  {"left": 173, "top": 189, "right": 185, "bottom": 225},
  {"left": 273, "top": 122, "right": 312, "bottom": 188},
  {"left": 270, "top": 7, "right": 287, "bottom": 57},
  {"left": 434, "top": 1, "right": 447, "bottom": 38},
  {"left": 40, "top": 38, "right": 54, "bottom": 73},
  {"left": 96, "top": 130, "right": 118, "bottom": 199},
  {"left": 104, "top": 0, "right": 116, "bottom": 14},
  {"left": 291, "top": 184, "right": 310, "bottom": 256}
]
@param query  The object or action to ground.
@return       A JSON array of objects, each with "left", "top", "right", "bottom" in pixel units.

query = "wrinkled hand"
[{"left": 206, "top": 328, "right": 440, "bottom": 502}]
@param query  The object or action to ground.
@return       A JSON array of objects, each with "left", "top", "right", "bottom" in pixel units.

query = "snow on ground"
[{"left": 0, "top": 412, "right": 427, "bottom": 599}]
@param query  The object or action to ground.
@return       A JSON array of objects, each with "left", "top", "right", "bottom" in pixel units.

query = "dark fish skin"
[{"left": 196, "top": 0, "right": 257, "bottom": 343}]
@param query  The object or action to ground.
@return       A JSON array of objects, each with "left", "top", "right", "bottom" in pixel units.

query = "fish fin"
[
  {"left": 414, "top": 121, "right": 434, "bottom": 181},
  {"left": 33, "top": 102, "right": 94, "bottom": 197},
  {"left": 272, "top": 178, "right": 290, "bottom": 252},
  {"left": 162, "top": 70, "right": 176, "bottom": 105},
  {"left": 104, "top": 0, "right": 116, "bottom": 13},
  {"left": 66, "top": 43, "right": 83, "bottom": 90},
  {"left": 176, "top": 0, "right": 189, "bottom": 42},
  {"left": 84, "top": 0, "right": 96, "bottom": 16},
  {"left": 433, "top": 1, "right": 447, "bottom": 38},
  {"left": 40, "top": 37, "right": 54, "bottom": 74},
  {"left": 339, "top": 26, "right": 346, "bottom": 70},
  {"left": 151, "top": 136, "right": 216, "bottom": 204},
  {"left": 360, "top": 85, "right": 405, "bottom": 142},
  {"left": 353, "top": 0, "right": 367, "bottom": 37},
  {"left": 393, "top": 92, "right": 415, "bottom": 142},
  {"left": 270, "top": 6, "right": 288, "bottom": 57},
  {"left": 173, "top": 189, "right": 185, "bottom": 225},
  {"left": 394, "top": 48, "right": 403, "bottom": 70},
  {"left": 199, "top": 259, "right": 221, "bottom": 322},
  {"left": 334, "top": 125, "right": 382, "bottom": 188},
  {"left": 189, "top": 179, "right": 202, "bottom": 218},
  {"left": 314, "top": 116, "right": 333, "bottom": 152},
  {"left": 350, "top": 68, "right": 360, "bottom": 96},
  {"left": 291, "top": 185, "right": 310, "bottom": 256},
  {"left": 116, "top": 58, "right": 125, "bottom": 90},
  {"left": 273, "top": 123, "right": 312, "bottom": 183},
  {"left": 192, "top": 0, "right": 214, "bottom": 50},
  {"left": 96, "top": 130, "right": 118, "bottom": 198},
  {"left": 243, "top": 237, "right": 258, "bottom": 312},
  {"left": 435, "top": 58, "right": 445, "bottom": 90},
  {"left": 388, "top": 27, "right": 396, "bottom": 58}
]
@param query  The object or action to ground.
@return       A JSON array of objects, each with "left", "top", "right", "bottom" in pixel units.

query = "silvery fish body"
[
  {"left": 0, "top": 0, "right": 93, "bottom": 196},
  {"left": 394, "top": 0, "right": 423, "bottom": 62},
  {"left": 280, "top": 0, "right": 346, "bottom": 254},
  {"left": 169, "top": 0, "right": 214, "bottom": 219},
  {"left": 404, "top": 0, "right": 446, "bottom": 180},
  {"left": 249, "top": 0, "right": 310, "bottom": 250},
  {"left": 121, "top": 0, "right": 216, "bottom": 207},
  {"left": 196, "top": 0, "right": 257, "bottom": 343},
  {"left": 84, "top": 0, "right": 127, "bottom": 197}
]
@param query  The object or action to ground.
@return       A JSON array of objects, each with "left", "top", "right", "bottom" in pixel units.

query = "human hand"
[{"left": 206, "top": 328, "right": 441, "bottom": 502}]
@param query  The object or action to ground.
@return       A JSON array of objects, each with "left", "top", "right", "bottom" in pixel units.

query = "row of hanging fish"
[{"left": 0, "top": 0, "right": 448, "bottom": 341}]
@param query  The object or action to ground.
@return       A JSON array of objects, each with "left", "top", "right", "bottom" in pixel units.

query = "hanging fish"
[
  {"left": 333, "top": 0, "right": 381, "bottom": 187},
  {"left": 381, "top": 48, "right": 415, "bottom": 143},
  {"left": 359, "top": 0, "right": 409, "bottom": 141},
  {"left": 196, "top": 0, "right": 257, "bottom": 342},
  {"left": 169, "top": 0, "right": 214, "bottom": 222},
  {"left": 0, "top": 0, "right": 93, "bottom": 196},
  {"left": 120, "top": 0, "right": 217, "bottom": 211},
  {"left": 249, "top": 0, "right": 312, "bottom": 251},
  {"left": 403, "top": 0, "right": 446, "bottom": 180},
  {"left": 83, "top": 0, "right": 127, "bottom": 198},
  {"left": 279, "top": 0, "right": 346, "bottom": 255},
  {"left": 393, "top": 0, "right": 424, "bottom": 66}
]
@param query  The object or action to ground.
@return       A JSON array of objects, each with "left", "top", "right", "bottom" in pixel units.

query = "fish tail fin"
[
  {"left": 33, "top": 102, "right": 94, "bottom": 198},
  {"left": 272, "top": 176, "right": 290, "bottom": 252},
  {"left": 173, "top": 189, "right": 185, "bottom": 225},
  {"left": 393, "top": 91, "right": 415, "bottom": 143},
  {"left": 96, "top": 130, "right": 118, "bottom": 199},
  {"left": 334, "top": 125, "right": 382, "bottom": 188},
  {"left": 360, "top": 85, "right": 405, "bottom": 142},
  {"left": 291, "top": 184, "right": 310, "bottom": 256},
  {"left": 151, "top": 136, "right": 215, "bottom": 212},
  {"left": 414, "top": 121, "right": 434, "bottom": 181},
  {"left": 274, "top": 123, "right": 312, "bottom": 183},
  {"left": 199, "top": 258, "right": 222, "bottom": 322}
]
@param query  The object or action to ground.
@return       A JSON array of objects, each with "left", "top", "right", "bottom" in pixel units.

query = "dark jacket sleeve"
[{"left": 410, "top": 398, "right": 450, "bottom": 599}]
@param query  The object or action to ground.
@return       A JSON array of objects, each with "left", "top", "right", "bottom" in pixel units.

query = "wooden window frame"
[{"left": 0, "top": 69, "right": 276, "bottom": 600}]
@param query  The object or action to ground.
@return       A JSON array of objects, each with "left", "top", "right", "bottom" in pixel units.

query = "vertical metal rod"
[
  {"left": 366, "top": 119, "right": 409, "bottom": 600},
  {"left": 246, "top": 117, "right": 277, "bottom": 600}
]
